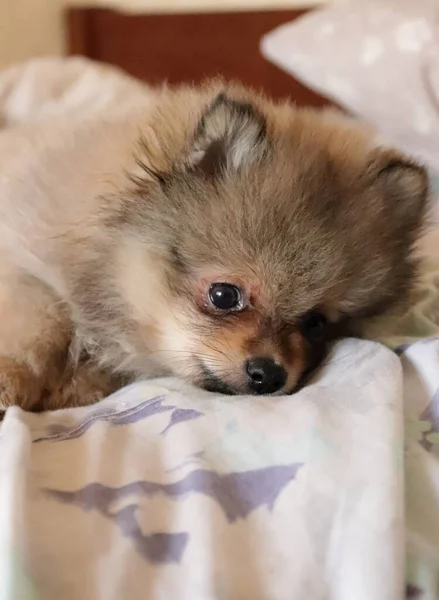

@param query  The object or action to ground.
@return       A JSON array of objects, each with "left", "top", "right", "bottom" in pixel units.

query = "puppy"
[{"left": 0, "top": 80, "right": 428, "bottom": 410}]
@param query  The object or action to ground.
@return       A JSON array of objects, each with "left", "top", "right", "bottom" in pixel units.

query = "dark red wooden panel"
[{"left": 66, "top": 7, "right": 332, "bottom": 107}]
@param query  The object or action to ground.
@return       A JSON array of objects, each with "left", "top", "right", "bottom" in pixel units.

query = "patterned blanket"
[{"left": 0, "top": 336, "right": 438, "bottom": 600}]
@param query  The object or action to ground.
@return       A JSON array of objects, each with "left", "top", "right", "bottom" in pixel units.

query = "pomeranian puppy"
[{"left": 0, "top": 80, "right": 428, "bottom": 410}]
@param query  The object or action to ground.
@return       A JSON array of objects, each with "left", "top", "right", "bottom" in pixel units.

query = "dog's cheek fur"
[{"left": 331, "top": 155, "right": 428, "bottom": 322}]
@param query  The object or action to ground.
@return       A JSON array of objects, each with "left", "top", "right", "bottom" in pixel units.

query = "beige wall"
[
  {"left": 0, "top": 0, "right": 334, "bottom": 69},
  {"left": 1, "top": 0, "right": 65, "bottom": 68},
  {"left": 100, "top": 0, "right": 328, "bottom": 12}
]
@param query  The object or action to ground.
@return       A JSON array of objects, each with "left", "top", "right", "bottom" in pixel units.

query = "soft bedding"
[
  {"left": 261, "top": 0, "right": 439, "bottom": 176},
  {"left": 0, "top": 57, "right": 439, "bottom": 600}
]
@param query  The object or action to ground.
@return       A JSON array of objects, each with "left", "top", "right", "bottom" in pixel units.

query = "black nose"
[{"left": 245, "top": 357, "right": 287, "bottom": 395}]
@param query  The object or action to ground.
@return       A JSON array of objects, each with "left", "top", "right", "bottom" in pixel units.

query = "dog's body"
[{"left": 0, "top": 81, "right": 429, "bottom": 410}]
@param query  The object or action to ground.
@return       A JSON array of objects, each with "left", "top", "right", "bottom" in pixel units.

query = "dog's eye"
[
  {"left": 208, "top": 283, "right": 243, "bottom": 311},
  {"left": 300, "top": 310, "right": 328, "bottom": 337}
]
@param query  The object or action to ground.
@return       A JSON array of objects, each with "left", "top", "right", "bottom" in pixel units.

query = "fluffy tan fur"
[{"left": 0, "top": 80, "right": 429, "bottom": 409}]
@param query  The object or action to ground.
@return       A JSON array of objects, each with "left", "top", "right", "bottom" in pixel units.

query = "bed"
[
  {"left": 1, "top": 3, "right": 439, "bottom": 599},
  {"left": 66, "top": 6, "right": 335, "bottom": 107}
]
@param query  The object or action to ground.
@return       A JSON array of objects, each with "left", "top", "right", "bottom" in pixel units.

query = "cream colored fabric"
[
  {"left": 0, "top": 341, "right": 406, "bottom": 600},
  {"left": 262, "top": 0, "right": 439, "bottom": 174}
]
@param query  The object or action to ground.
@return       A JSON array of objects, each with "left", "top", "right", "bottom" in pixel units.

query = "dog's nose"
[{"left": 245, "top": 357, "right": 287, "bottom": 395}]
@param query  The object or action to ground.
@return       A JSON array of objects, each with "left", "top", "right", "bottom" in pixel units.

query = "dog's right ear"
[{"left": 185, "top": 93, "right": 269, "bottom": 178}]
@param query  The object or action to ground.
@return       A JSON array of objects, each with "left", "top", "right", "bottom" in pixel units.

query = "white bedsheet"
[
  {"left": 0, "top": 58, "right": 438, "bottom": 600},
  {"left": 0, "top": 337, "right": 438, "bottom": 600}
]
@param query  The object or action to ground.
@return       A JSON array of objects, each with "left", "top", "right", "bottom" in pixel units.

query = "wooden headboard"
[{"left": 67, "top": 7, "right": 332, "bottom": 107}]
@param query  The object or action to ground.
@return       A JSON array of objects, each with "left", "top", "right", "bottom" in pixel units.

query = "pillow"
[{"left": 261, "top": 0, "right": 439, "bottom": 174}]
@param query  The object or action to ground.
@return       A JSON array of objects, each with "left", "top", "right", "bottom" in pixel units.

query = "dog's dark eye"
[
  {"left": 208, "top": 283, "right": 242, "bottom": 311},
  {"left": 300, "top": 310, "right": 328, "bottom": 337}
]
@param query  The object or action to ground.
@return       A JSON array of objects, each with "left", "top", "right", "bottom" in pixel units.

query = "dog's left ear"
[
  {"left": 370, "top": 150, "right": 429, "bottom": 225},
  {"left": 186, "top": 93, "right": 269, "bottom": 177}
]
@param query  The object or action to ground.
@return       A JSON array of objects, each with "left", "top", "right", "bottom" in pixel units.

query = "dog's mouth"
[
  {"left": 197, "top": 358, "right": 323, "bottom": 397},
  {"left": 198, "top": 362, "right": 303, "bottom": 396},
  {"left": 199, "top": 363, "right": 237, "bottom": 395}
]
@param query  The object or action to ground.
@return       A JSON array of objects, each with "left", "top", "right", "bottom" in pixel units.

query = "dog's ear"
[
  {"left": 370, "top": 150, "right": 429, "bottom": 226},
  {"left": 186, "top": 93, "right": 269, "bottom": 177}
]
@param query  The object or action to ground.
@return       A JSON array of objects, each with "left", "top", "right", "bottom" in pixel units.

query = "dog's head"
[{"left": 106, "top": 87, "right": 428, "bottom": 395}]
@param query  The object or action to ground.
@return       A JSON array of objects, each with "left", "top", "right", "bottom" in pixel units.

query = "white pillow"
[{"left": 261, "top": 0, "right": 439, "bottom": 174}]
